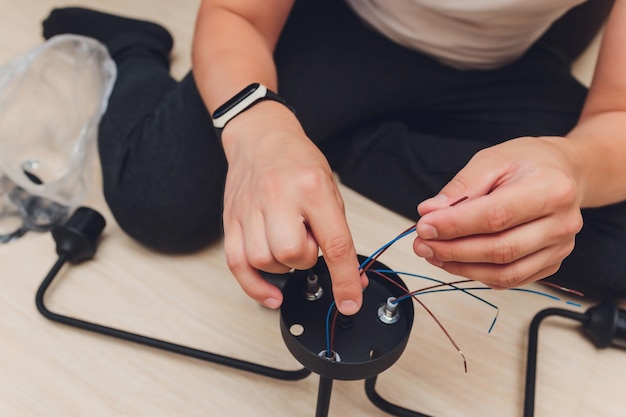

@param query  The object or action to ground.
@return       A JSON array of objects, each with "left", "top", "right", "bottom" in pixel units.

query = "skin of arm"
[
  {"left": 412, "top": 0, "right": 626, "bottom": 289},
  {"left": 192, "top": 0, "right": 365, "bottom": 314}
]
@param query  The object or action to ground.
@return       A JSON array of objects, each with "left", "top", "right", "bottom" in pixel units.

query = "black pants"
[{"left": 97, "top": 0, "right": 626, "bottom": 296}]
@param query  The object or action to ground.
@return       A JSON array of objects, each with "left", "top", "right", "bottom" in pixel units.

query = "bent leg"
[
  {"left": 99, "top": 67, "right": 226, "bottom": 253},
  {"left": 43, "top": 9, "right": 227, "bottom": 252}
]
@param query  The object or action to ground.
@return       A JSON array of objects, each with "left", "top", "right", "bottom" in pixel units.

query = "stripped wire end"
[
  {"left": 459, "top": 350, "right": 468, "bottom": 373},
  {"left": 541, "top": 281, "right": 585, "bottom": 297}
]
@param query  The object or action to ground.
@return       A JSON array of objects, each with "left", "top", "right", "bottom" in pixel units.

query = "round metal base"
[{"left": 279, "top": 256, "right": 414, "bottom": 380}]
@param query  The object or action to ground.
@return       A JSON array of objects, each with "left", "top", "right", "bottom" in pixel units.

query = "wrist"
[
  {"left": 543, "top": 135, "right": 588, "bottom": 206},
  {"left": 220, "top": 100, "right": 303, "bottom": 155},
  {"left": 212, "top": 83, "right": 295, "bottom": 143}
]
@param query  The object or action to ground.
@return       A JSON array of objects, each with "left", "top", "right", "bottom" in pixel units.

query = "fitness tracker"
[{"left": 212, "top": 83, "right": 295, "bottom": 140}]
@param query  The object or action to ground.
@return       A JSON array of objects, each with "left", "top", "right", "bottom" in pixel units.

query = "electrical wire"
[
  {"left": 324, "top": 301, "right": 336, "bottom": 357},
  {"left": 359, "top": 225, "right": 416, "bottom": 272},
  {"left": 325, "top": 224, "right": 418, "bottom": 356},
  {"left": 397, "top": 282, "right": 582, "bottom": 333},
  {"left": 328, "top": 211, "right": 469, "bottom": 368},
  {"left": 376, "top": 270, "right": 499, "bottom": 330},
  {"left": 540, "top": 281, "right": 585, "bottom": 297},
  {"left": 328, "top": 197, "right": 585, "bottom": 374},
  {"left": 368, "top": 269, "right": 468, "bottom": 372}
]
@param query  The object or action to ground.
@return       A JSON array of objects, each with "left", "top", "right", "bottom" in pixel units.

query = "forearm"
[
  {"left": 191, "top": 0, "right": 295, "bottom": 142},
  {"left": 564, "top": 0, "right": 626, "bottom": 208},
  {"left": 565, "top": 111, "right": 626, "bottom": 208}
]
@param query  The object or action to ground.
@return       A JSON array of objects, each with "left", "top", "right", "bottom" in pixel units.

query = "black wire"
[
  {"left": 35, "top": 255, "right": 311, "bottom": 381},
  {"left": 523, "top": 308, "right": 588, "bottom": 417},
  {"left": 364, "top": 375, "right": 431, "bottom": 417}
]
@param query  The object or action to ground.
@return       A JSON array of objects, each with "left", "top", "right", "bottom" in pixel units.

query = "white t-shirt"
[{"left": 345, "top": 0, "right": 586, "bottom": 69}]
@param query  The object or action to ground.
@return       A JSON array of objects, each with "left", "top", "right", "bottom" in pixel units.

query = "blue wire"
[
  {"left": 326, "top": 222, "right": 578, "bottom": 351},
  {"left": 376, "top": 269, "right": 498, "bottom": 311},
  {"left": 507, "top": 287, "right": 561, "bottom": 301},
  {"left": 393, "top": 285, "right": 575, "bottom": 333},
  {"left": 327, "top": 226, "right": 415, "bottom": 355},
  {"left": 325, "top": 301, "right": 335, "bottom": 357},
  {"left": 358, "top": 226, "right": 416, "bottom": 270},
  {"left": 381, "top": 271, "right": 500, "bottom": 333},
  {"left": 566, "top": 301, "right": 582, "bottom": 307}
]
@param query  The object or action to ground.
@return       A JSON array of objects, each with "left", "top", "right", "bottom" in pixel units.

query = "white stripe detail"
[{"left": 212, "top": 85, "right": 269, "bottom": 128}]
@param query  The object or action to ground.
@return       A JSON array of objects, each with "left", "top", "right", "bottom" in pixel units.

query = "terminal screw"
[
  {"left": 305, "top": 271, "right": 324, "bottom": 300},
  {"left": 378, "top": 297, "right": 400, "bottom": 324}
]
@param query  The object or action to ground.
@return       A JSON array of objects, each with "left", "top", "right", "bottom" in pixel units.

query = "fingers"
[
  {"left": 415, "top": 212, "right": 579, "bottom": 288},
  {"left": 417, "top": 181, "right": 566, "bottom": 241},
  {"left": 413, "top": 138, "right": 584, "bottom": 289},
  {"left": 414, "top": 212, "right": 581, "bottom": 265},
  {"left": 417, "top": 141, "right": 579, "bottom": 241},
  {"left": 264, "top": 210, "right": 320, "bottom": 271},
  {"left": 226, "top": 180, "right": 362, "bottom": 315},
  {"left": 230, "top": 208, "right": 319, "bottom": 310},
  {"left": 224, "top": 221, "right": 284, "bottom": 309},
  {"left": 425, "top": 241, "right": 571, "bottom": 288},
  {"left": 242, "top": 209, "right": 319, "bottom": 273},
  {"left": 417, "top": 151, "right": 501, "bottom": 217},
  {"left": 222, "top": 128, "right": 363, "bottom": 315},
  {"left": 230, "top": 208, "right": 362, "bottom": 315},
  {"left": 306, "top": 194, "right": 363, "bottom": 316}
]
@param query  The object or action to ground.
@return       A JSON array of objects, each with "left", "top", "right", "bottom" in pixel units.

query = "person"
[{"left": 41, "top": 0, "right": 625, "bottom": 316}]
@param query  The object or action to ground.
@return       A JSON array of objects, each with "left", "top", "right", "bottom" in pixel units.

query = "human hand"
[
  {"left": 413, "top": 136, "right": 583, "bottom": 289},
  {"left": 220, "top": 102, "right": 365, "bottom": 314}
]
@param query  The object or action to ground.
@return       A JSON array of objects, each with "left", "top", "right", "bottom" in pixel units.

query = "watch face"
[{"left": 213, "top": 83, "right": 260, "bottom": 119}]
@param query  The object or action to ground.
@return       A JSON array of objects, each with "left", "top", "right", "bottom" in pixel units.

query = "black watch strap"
[{"left": 212, "top": 83, "right": 295, "bottom": 141}]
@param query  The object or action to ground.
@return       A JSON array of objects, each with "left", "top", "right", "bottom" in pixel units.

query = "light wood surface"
[{"left": 1, "top": 1, "right": 625, "bottom": 416}]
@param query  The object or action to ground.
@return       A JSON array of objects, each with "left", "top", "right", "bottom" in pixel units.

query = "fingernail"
[
  {"left": 418, "top": 194, "right": 447, "bottom": 207},
  {"left": 263, "top": 298, "right": 281, "bottom": 309},
  {"left": 417, "top": 223, "right": 438, "bottom": 239},
  {"left": 415, "top": 242, "right": 434, "bottom": 258},
  {"left": 339, "top": 300, "right": 359, "bottom": 315}
]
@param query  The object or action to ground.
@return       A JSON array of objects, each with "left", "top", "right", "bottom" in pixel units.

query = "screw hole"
[
  {"left": 289, "top": 323, "right": 304, "bottom": 336},
  {"left": 369, "top": 348, "right": 382, "bottom": 359}
]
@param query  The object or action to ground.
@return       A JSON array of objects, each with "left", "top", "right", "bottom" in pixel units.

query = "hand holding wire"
[{"left": 413, "top": 136, "right": 583, "bottom": 289}]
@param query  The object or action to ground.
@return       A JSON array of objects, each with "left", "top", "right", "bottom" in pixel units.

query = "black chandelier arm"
[
  {"left": 364, "top": 374, "right": 432, "bottom": 417},
  {"left": 35, "top": 255, "right": 311, "bottom": 382},
  {"left": 523, "top": 307, "right": 588, "bottom": 417}
]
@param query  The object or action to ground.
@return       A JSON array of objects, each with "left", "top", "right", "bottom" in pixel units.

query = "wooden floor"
[{"left": 1, "top": 1, "right": 625, "bottom": 416}]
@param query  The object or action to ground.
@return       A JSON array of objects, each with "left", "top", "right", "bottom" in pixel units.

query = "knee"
[{"left": 104, "top": 182, "right": 224, "bottom": 253}]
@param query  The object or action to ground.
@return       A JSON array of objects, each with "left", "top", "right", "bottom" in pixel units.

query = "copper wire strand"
[
  {"left": 449, "top": 195, "right": 469, "bottom": 206},
  {"left": 369, "top": 269, "right": 468, "bottom": 373},
  {"left": 540, "top": 280, "right": 585, "bottom": 297}
]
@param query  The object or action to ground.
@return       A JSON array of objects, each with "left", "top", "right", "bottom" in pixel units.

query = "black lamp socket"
[
  {"left": 51, "top": 206, "right": 106, "bottom": 263},
  {"left": 583, "top": 299, "right": 626, "bottom": 349}
]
